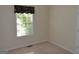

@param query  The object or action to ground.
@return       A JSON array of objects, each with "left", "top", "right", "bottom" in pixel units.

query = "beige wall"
[
  {"left": 0, "top": 5, "right": 77, "bottom": 53},
  {"left": 0, "top": 5, "right": 49, "bottom": 51},
  {"left": 49, "top": 6, "right": 76, "bottom": 52}
]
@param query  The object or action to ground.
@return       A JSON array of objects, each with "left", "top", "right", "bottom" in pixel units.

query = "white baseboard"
[
  {"left": 49, "top": 41, "right": 74, "bottom": 53},
  {"left": 6, "top": 40, "right": 47, "bottom": 51}
]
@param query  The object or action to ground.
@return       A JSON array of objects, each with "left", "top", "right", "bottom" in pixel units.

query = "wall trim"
[
  {"left": 49, "top": 41, "right": 74, "bottom": 54},
  {"left": 6, "top": 40, "right": 47, "bottom": 51}
]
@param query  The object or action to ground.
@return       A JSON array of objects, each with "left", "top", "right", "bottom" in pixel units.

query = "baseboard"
[
  {"left": 49, "top": 41, "right": 74, "bottom": 53},
  {"left": 6, "top": 40, "right": 47, "bottom": 51}
]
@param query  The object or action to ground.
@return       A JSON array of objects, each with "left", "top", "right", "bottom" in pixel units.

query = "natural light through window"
[{"left": 16, "top": 13, "right": 33, "bottom": 37}]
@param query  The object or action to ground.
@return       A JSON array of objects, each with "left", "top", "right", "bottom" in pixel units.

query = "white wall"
[
  {"left": 74, "top": 6, "right": 79, "bottom": 53},
  {"left": 0, "top": 5, "right": 77, "bottom": 53},
  {"left": 0, "top": 5, "right": 49, "bottom": 51},
  {"left": 0, "top": 11, "right": 5, "bottom": 51},
  {"left": 49, "top": 6, "right": 76, "bottom": 52}
]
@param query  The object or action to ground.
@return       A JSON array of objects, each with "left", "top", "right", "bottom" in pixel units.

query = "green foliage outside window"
[{"left": 16, "top": 13, "right": 33, "bottom": 36}]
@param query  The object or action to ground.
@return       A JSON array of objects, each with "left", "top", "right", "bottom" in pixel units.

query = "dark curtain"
[{"left": 14, "top": 5, "right": 35, "bottom": 14}]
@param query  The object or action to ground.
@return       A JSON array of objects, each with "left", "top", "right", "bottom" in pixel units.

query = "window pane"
[{"left": 16, "top": 13, "right": 33, "bottom": 37}]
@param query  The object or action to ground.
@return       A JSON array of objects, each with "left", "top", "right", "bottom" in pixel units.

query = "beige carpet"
[{"left": 7, "top": 42, "right": 72, "bottom": 54}]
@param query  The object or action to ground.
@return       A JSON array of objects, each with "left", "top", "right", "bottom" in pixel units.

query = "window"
[
  {"left": 14, "top": 5, "right": 35, "bottom": 37},
  {"left": 16, "top": 13, "right": 33, "bottom": 36}
]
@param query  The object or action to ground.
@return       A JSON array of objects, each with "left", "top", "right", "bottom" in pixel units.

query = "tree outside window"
[{"left": 16, "top": 13, "right": 33, "bottom": 37}]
